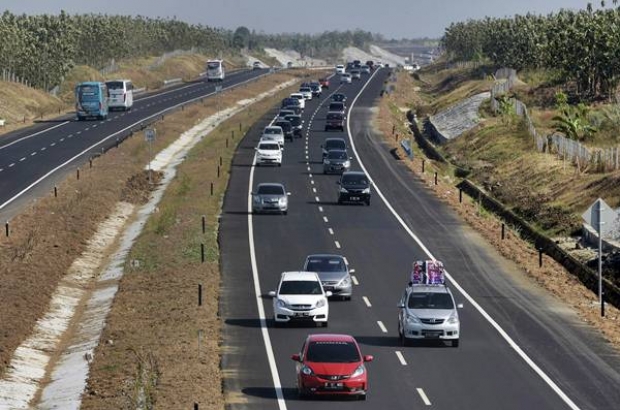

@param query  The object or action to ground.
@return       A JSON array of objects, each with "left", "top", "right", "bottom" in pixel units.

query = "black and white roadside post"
[
  {"left": 582, "top": 198, "right": 613, "bottom": 317},
  {"left": 215, "top": 84, "right": 222, "bottom": 119},
  {"left": 145, "top": 128, "right": 156, "bottom": 184}
]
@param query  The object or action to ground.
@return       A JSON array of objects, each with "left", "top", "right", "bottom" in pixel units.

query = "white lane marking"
[
  {"left": 323, "top": 216, "right": 328, "bottom": 223},
  {"left": 68, "top": 134, "right": 73, "bottom": 138},
  {"left": 335, "top": 241, "right": 341, "bottom": 249},
  {"left": 346, "top": 70, "right": 581, "bottom": 410},
  {"left": 307, "top": 166, "right": 311, "bottom": 171},
  {"left": 0, "top": 169, "right": 3, "bottom": 172},
  {"left": 247, "top": 151, "right": 288, "bottom": 410},
  {"left": 84, "top": 128, "right": 90, "bottom": 131},
  {"left": 8, "top": 163, "right": 15, "bottom": 168},
  {"left": 362, "top": 296, "right": 372, "bottom": 307},
  {"left": 30, "top": 152, "right": 36, "bottom": 156},
  {"left": 395, "top": 351, "right": 407, "bottom": 366},
  {"left": 19, "top": 157, "right": 26, "bottom": 162},
  {"left": 0, "top": 121, "right": 70, "bottom": 151},
  {"left": 377, "top": 321, "right": 387, "bottom": 333},
  {"left": 312, "top": 188, "right": 317, "bottom": 193},
  {"left": 40, "top": 147, "right": 46, "bottom": 151},
  {"left": 305, "top": 155, "right": 309, "bottom": 160},
  {"left": 92, "top": 124, "right": 97, "bottom": 128},
  {"left": 50, "top": 143, "right": 56, "bottom": 147},
  {"left": 59, "top": 138, "right": 65, "bottom": 142},
  {"left": 343, "top": 256, "right": 349, "bottom": 265},
  {"left": 328, "top": 228, "right": 334, "bottom": 235},
  {"left": 0, "top": 71, "right": 271, "bottom": 213},
  {"left": 315, "top": 196, "right": 320, "bottom": 202},
  {"left": 318, "top": 206, "right": 323, "bottom": 212},
  {"left": 309, "top": 173, "right": 313, "bottom": 178},
  {"left": 417, "top": 388, "right": 432, "bottom": 406},
  {"left": 310, "top": 180, "right": 315, "bottom": 185},
  {"left": 352, "top": 275, "right": 359, "bottom": 285}
]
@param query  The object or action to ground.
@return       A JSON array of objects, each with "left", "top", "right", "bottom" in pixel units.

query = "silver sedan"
[
  {"left": 252, "top": 183, "right": 289, "bottom": 215},
  {"left": 303, "top": 254, "right": 353, "bottom": 300}
]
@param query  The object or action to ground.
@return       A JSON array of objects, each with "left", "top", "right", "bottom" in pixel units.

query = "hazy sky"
[{"left": 0, "top": 0, "right": 592, "bottom": 38}]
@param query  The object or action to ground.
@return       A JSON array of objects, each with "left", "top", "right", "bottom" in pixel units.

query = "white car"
[
  {"left": 299, "top": 87, "right": 313, "bottom": 100},
  {"left": 269, "top": 271, "right": 331, "bottom": 326},
  {"left": 261, "top": 126, "right": 285, "bottom": 146},
  {"left": 289, "top": 93, "right": 306, "bottom": 110},
  {"left": 335, "top": 64, "right": 345, "bottom": 74},
  {"left": 255, "top": 141, "right": 283, "bottom": 166},
  {"left": 340, "top": 73, "right": 352, "bottom": 84}
]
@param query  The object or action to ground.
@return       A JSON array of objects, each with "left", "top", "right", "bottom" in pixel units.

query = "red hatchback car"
[
  {"left": 291, "top": 334, "right": 373, "bottom": 400},
  {"left": 319, "top": 77, "right": 330, "bottom": 89}
]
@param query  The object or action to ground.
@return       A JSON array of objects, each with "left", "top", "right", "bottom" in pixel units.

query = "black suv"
[
  {"left": 325, "top": 112, "right": 345, "bottom": 132},
  {"left": 337, "top": 171, "right": 371, "bottom": 206},
  {"left": 274, "top": 119, "right": 294, "bottom": 141},
  {"left": 284, "top": 114, "right": 303, "bottom": 137}
]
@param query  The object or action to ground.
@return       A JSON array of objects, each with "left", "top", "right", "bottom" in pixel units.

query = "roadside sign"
[
  {"left": 215, "top": 85, "right": 222, "bottom": 93},
  {"left": 145, "top": 128, "right": 156, "bottom": 142},
  {"left": 582, "top": 198, "right": 615, "bottom": 238}
]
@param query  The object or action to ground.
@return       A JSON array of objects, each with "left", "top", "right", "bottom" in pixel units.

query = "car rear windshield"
[
  {"left": 326, "top": 113, "right": 343, "bottom": 121},
  {"left": 341, "top": 174, "right": 368, "bottom": 185},
  {"left": 258, "top": 143, "right": 280, "bottom": 150},
  {"left": 105, "top": 81, "right": 124, "bottom": 90},
  {"left": 257, "top": 185, "right": 284, "bottom": 195},
  {"left": 326, "top": 140, "right": 346, "bottom": 150},
  {"left": 264, "top": 128, "right": 281, "bottom": 134},
  {"left": 329, "top": 103, "right": 344, "bottom": 111},
  {"left": 407, "top": 292, "right": 454, "bottom": 309},
  {"left": 285, "top": 116, "right": 302, "bottom": 126},
  {"left": 306, "top": 341, "right": 360, "bottom": 363},
  {"left": 300, "top": 87, "right": 311, "bottom": 92},
  {"left": 275, "top": 122, "right": 292, "bottom": 130},
  {"left": 306, "top": 257, "right": 345, "bottom": 272},
  {"left": 279, "top": 280, "right": 322, "bottom": 295}
]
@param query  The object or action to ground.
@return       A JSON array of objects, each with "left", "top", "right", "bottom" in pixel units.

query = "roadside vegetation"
[{"left": 375, "top": 68, "right": 620, "bottom": 350}]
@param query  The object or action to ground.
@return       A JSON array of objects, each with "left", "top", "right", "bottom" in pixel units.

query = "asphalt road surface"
[
  {"left": 0, "top": 69, "right": 269, "bottom": 221},
  {"left": 219, "top": 68, "right": 620, "bottom": 410}
]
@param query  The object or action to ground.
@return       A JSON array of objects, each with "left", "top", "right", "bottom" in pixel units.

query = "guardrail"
[
  {"left": 133, "top": 87, "right": 147, "bottom": 96},
  {"left": 163, "top": 78, "right": 183, "bottom": 87}
]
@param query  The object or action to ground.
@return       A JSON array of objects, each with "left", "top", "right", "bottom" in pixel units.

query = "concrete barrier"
[
  {"left": 133, "top": 87, "right": 147, "bottom": 95},
  {"left": 163, "top": 78, "right": 182, "bottom": 87}
]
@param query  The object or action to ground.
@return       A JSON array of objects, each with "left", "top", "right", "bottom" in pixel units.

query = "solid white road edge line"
[
  {"left": 248, "top": 151, "right": 288, "bottom": 410},
  {"left": 346, "top": 69, "right": 581, "bottom": 410},
  {"left": 395, "top": 351, "right": 407, "bottom": 366},
  {"left": 417, "top": 388, "right": 432, "bottom": 406}
]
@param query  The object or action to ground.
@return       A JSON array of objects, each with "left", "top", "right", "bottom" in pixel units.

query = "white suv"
[
  {"left": 269, "top": 271, "right": 331, "bottom": 327},
  {"left": 335, "top": 64, "right": 345, "bottom": 74},
  {"left": 289, "top": 93, "right": 306, "bottom": 110},
  {"left": 255, "top": 141, "right": 282, "bottom": 166}
]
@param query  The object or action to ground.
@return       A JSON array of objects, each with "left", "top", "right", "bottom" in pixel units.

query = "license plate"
[
  {"left": 323, "top": 286, "right": 334, "bottom": 291},
  {"left": 294, "top": 312, "right": 309, "bottom": 317},
  {"left": 325, "top": 382, "right": 343, "bottom": 389},
  {"left": 349, "top": 196, "right": 359, "bottom": 201}
]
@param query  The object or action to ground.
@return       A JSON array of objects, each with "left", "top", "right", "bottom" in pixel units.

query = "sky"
[{"left": 0, "top": 0, "right": 593, "bottom": 38}]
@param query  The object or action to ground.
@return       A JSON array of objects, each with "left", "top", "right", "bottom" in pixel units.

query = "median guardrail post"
[
  {"left": 5, "top": 221, "right": 9, "bottom": 237},
  {"left": 77, "top": 168, "right": 80, "bottom": 180},
  {"left": 202, "top": 215, "right": 206, "bottom": 234},
  {"left": 198, "top": 284, "right": 203, "bottom": 306},
  {"left": 210, "top": 182, "right": 214, "bottom": 196},
  {"left": 501, "top": 223, "right": 505, "bottom": 240},
  {"left": 201, "top": 243, "right": 205, "bottom": 263}
]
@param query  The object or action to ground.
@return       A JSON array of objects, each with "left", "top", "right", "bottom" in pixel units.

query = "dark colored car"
[
  {"left": 284, "top": 114, "right": 304, "bottom": 137},
  {"left": 328, "top": 102, "right": 346, "bottom": 116},
  {"left": 292, "top": 333, "right": 373, "bottom": 400},
  {"left": 275, "top": 120, "right": 294, "bottom": 141},
  {"left": 323, "top": 149, "right": 351, "bottom": 174},
  {"left": 332, "top": 93, "right": 347, "bottom": 103},
  {"left": 325, "top": 112, "right": 345, "bottom": 132},
  {"left": 337, "top": 171, "right": 371, "bottom": 205},
  {"left": 321, "top": 137, "right": 347, "bottom": 158},
  {"left": 282, "top": 97, "right": 301, "bottom": 109}
]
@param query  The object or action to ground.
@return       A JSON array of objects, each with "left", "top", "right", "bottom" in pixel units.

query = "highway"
[
  {"left": 0, "top": 69, "right": 269, "bottom": 221},
  {"left": 219, "top": 68, "right": 620, "bottom": 409}
]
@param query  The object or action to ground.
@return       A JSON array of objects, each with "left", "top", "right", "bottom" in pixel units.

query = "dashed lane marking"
[
  {"left": 315, "top": 196, "right": 320, "bottom": 202},
  {"left": 395, "top": 351, "right": 407, "bottom": 366},
  {"left": 363, "top": 296, "right": 372, "bottom": 307},
  {"left": 9, "top": 163, "right": 15, "bottom": 168},
  {"left": 335, "top": 241, "right": 341, "bottom": 249},
  {"left": 323, "top": 216, "right": 328, "bottom": 223},
  {"left": 328, "top": 228, "right": 334, "bottom": 235},
  {"left": 351, "top": 275, "right": 359, "bottom": 285},
  {"left": 318, "top": 206, "right": 323, "bottom": 212},
  {"left": 417, "top": 388, "right": 432, "bottom": 406},
  {"left": 377, "top": 321, "right": 388, "bottom": 333},
  {"left": 19, "top": 157, "right": 26, "bottom": 162}
]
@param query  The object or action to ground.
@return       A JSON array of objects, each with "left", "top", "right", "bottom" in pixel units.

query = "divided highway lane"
[
  {"left": 0, "top": 69, "right": 268, "bottom": 220},
  {"left": 221, "top": 69, "right": 620, "bottom": 410}
]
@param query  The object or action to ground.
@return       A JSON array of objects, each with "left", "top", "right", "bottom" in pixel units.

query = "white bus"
[
  {"left": 105, "top": 79, "right": 134, "bottom": 111},
  {"left": 206, "top": 60, "right": 225, "bottom": 82}
]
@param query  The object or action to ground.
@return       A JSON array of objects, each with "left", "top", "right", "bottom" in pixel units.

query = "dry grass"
[
  {"left": 375, "top": 70, "right": 620, "bottom": 351},
  {"left": 0, "top": 69, "right": 323, "bottom": 407}
]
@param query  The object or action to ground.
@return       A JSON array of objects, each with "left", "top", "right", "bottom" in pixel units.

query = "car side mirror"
[
  {"left": 349, "top": 268, "right": 356, "bottom": 273},
  {"left": 287, "top": 192, "right": 291, "bottom": 196},
  {"left": 291, "top": 354, "right": 301, "bottom": 362},
  {"left": 457, "top": 303, "right": 464, "bottom": 309},
  {"left": 268, "top": 291, "right": 276, "bottom": 297},
  {"left": 254, "top": 147, "right": 258, "bottom": 151},
  {"left": 325, "top": 291, "right": 333, "bottom": 297},
  {"left": 349, "top": 157, "right": 354, "bottom": 160},
  {"left": 397, "top": 302, "right": 405, "bottom": 308},
  {"left": 363, "top": 355, "right": 374, "bottom": 362}
]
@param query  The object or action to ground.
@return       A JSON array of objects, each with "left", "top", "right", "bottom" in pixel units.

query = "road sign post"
[{"left": 145, "top": 128, "right": 156, "bottom": 184}]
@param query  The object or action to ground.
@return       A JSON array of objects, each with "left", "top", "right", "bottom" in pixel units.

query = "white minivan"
[{"left": 105, "top": 79, "right": 134, "bottom": 111}]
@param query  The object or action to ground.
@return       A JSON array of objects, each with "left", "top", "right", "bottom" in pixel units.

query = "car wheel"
[
  {"left": 278, "top": 163, "right": 282, "bottom": 167},
  {"left": 452, "top": 339, "right": 459, "bottom": 348},
  {"left": 359, "top": 393, "right": 367, "bottom": 401},
  {"left": 337, "top": 198, "right": 343, "bottom": 205},
  {"left": 365, "top": 198, "right": 371, "bottom": 206},
  {"left": 282, "top": 211, "right": 288, "bottom": 215}
]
